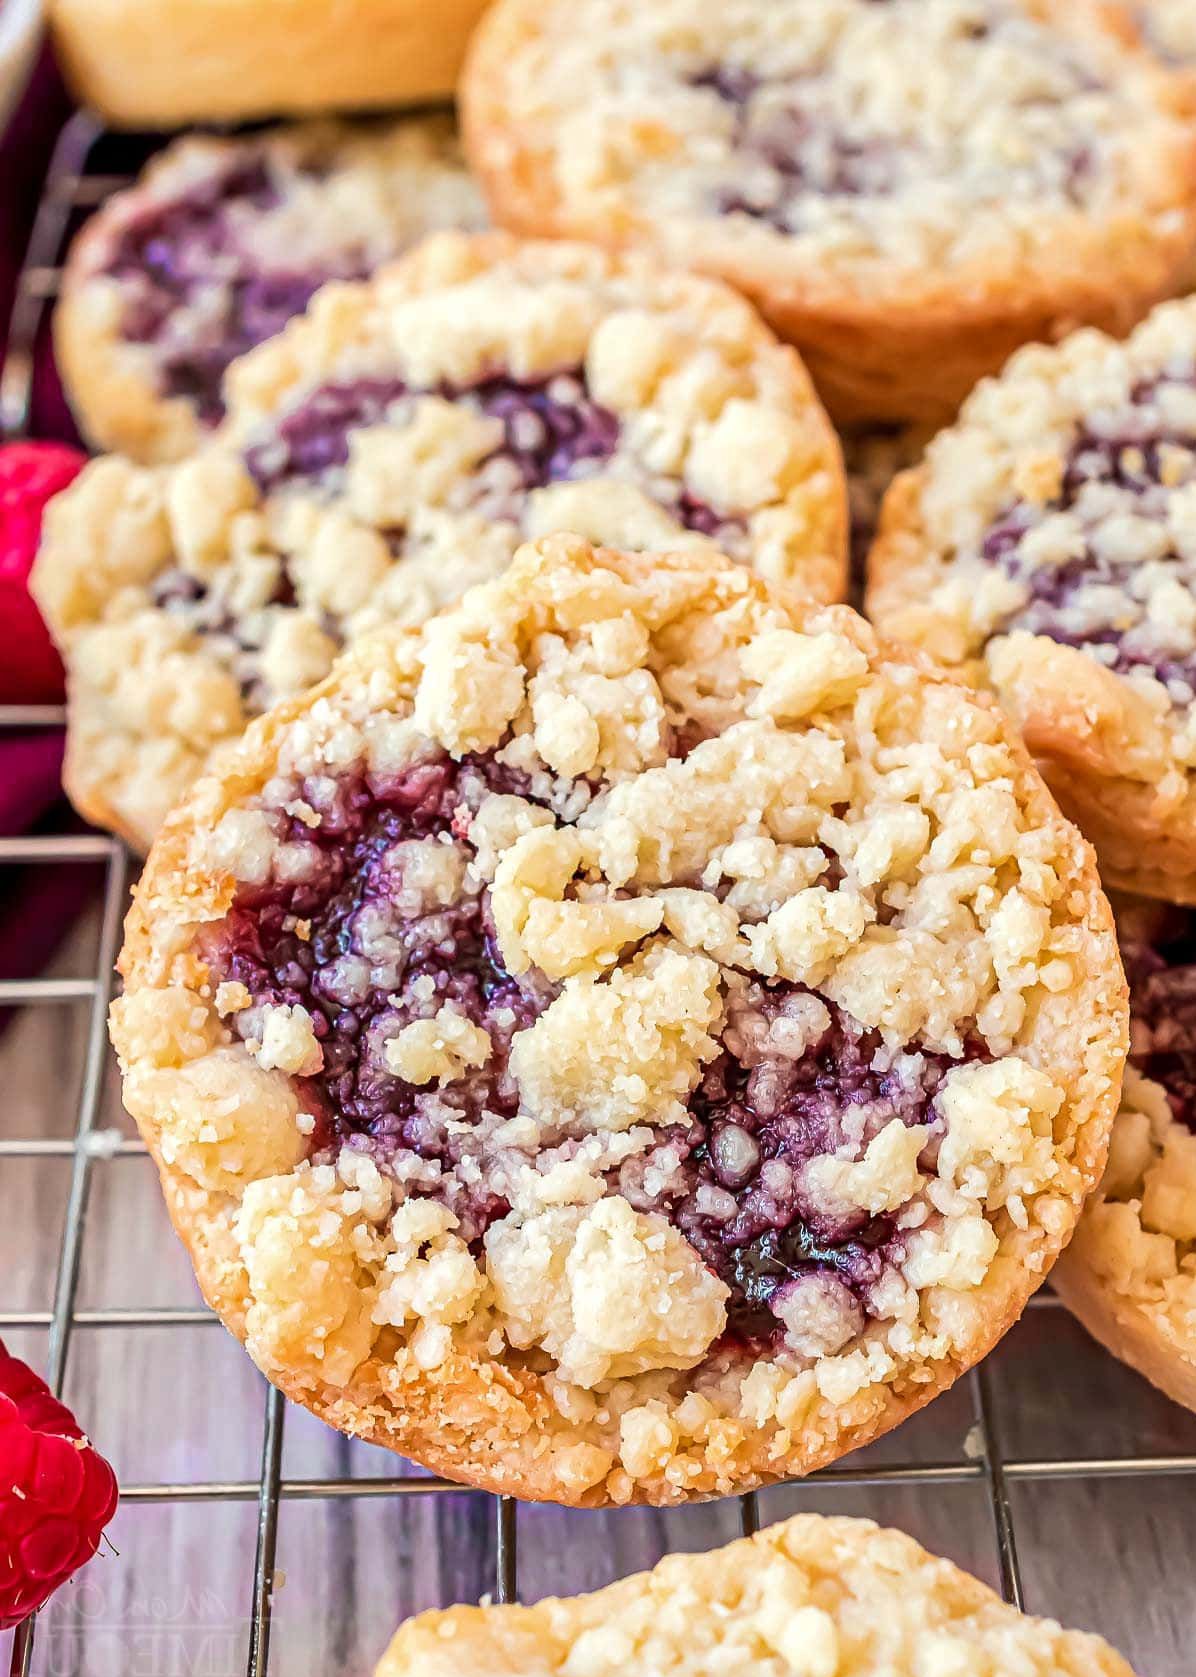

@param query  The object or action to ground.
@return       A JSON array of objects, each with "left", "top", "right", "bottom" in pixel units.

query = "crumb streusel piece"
[
  {"left": 1133, "top": 2, "right": 1196, "bottom": 77},
  {"left": 461, "top": 0, "right": 1196, "bottom": 427},
  {"left": 868, "top": 297, "right": 1196, "bottom": 902},
  {"left": 375, "top": 1513, "right": 1138, "bottom": 1675},
  {"left": 110, "top": 534, "right": 1126, "bottom": 1506},
  {"left": 1054, "top": 893, "right": 1196, "bottom": 1412},
  {"left": 34, "top": 232, "right": 846, "bottom": 853},
  {"left": 55, "top": 117, "right": 486, "bottom": 463}
]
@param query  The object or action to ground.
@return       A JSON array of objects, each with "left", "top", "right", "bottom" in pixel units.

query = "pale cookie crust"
[
  {"left": 1054, "top": 894, "right": 1196, "bottom": 1413},
  {"left": 110, "top": 535, "right": 1126, "bottom": 1506},
  {"left": 46, "top": 0, "right": 492, "bottom": 127},
  {"left": 375, "top": 1513, "right": 1137, "bottom": 1676},
  {"left": 35, "top": 232, "right": 846, "bottom": 853},
  {"left": 868, "top": 297, "right": 1196, "bottom": 904},
  {"left": 461, "top": 0, "right": 1196, "bottom": 428},
  {"left": 56, "top": 117, "right": 486, "bottom": 464}
]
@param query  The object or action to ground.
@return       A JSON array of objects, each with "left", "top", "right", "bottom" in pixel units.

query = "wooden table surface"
[{"left": 2, "top": 889, "right": 1194, "bottom": 1677}]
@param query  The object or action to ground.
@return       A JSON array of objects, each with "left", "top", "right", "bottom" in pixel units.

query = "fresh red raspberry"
[
  {"left": 0, "top": 1341, "right": 118, "bottom": 1630},
  {"left": 0, "top": 441, "right": 87, "bottom": 704}
]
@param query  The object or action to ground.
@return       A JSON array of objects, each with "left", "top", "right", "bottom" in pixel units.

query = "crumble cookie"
[
  {"left": 461, "top": 0, "right": 1196, "bottom": 428},
  {"left": 34, "top": 232, "right": 846, "bottom": 853},
  {"left": 375, "top": 1514, "right": 1138, "bottom": 1675},
  {"left": 46, "top": 0, "right": 491, "bottom": 127},
  {"left": 1054, "top": 893, "right": 1196, "bottom": 1412},
  {"left": 109, "top": 535, "right": 1126, "bottom": 1506},
  {"left": 868, "top": 297, "right": 1196, "bottom": 903},
  {"left": 55, "top": 117, "right": 486, "bottom": 463}
]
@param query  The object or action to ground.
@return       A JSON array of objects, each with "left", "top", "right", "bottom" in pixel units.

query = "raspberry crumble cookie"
[
  {"left": 461, "top": 0, "right": 1196, "bottom": 428},
  {"left": 110, "top": 535, "right": 1126, "bottom": 1505},
  {"left": 868, "top": 298, "right": 1196, "bottom": 902},
  {"left": 47, "top": 0, "right": 490, "bottom": 128},
  {"left": 1054, "top": 893, "right": 1196, "bottom": 1412},
  {"left": 34, "top": 232, "right": 845, "bottom": 853},
  {"left": 375, "top": 1514, "right": 1138, "bottom": 1675},
  {"left": 55, "top": 117, "right": 486, "bottom": 463}
]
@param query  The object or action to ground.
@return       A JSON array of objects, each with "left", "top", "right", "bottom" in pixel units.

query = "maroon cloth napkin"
[
  {"left": 2, "top": 49, "right": 77, "bottom": 440},
  {"left": 1, "top": 50, "right": 70, "bottom": 355},
  {"left": 1, "top": 58, "right": 96, "bottom": 1002},
  {"left": 0, "top": 730, "right": 66, "bottom": 836},
  {"left": 0, "top": 732, "right": 98, "bottom": 996},
  {"left": 0, "top": 729, "right": 98, "bottom": 1002}
]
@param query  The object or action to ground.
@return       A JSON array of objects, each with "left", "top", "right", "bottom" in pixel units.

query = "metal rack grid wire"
[{"left": 3, "top": 108, "right": 1196, "bottom": 1677}]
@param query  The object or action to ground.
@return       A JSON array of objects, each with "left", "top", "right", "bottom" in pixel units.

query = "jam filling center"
[
  {"left": 204, "top": 758, "right": 980, "bottom": 1344},
  {"left": 154, "top": 368, "right": 739, "bottom": 705},
  {"left": 978, "top": 376, "right": 1196, "bottom": 701},
  {"left": 688, "top": 19, "right": 1103, "bottom": 232},
  {"left": 242, "top": 371, "right": 622, "bottom": 493},
  {"left": 106, "top": 155, "right": 367, "bottom": 425},
  {"left": 1123, "top": 911, "right": 1196, "bottom": 1134}
]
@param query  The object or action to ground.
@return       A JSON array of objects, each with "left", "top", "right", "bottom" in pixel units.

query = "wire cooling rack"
[{"left": 3, "top": 109, "right": 1196, "bottom": 1677}]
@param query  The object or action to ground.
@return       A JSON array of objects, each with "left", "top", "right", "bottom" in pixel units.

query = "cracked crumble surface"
[
  {"left": 375, "top": 1513, "right": 1138, "bottom": 1676},
  {"left": 866, "top": 297, "right": 1196, "bottom": 899},
  {"left": 56, "top": 116, "right": 486, "bottom": 462},
  {"left": 35, "top": 232, "right": 845, "bottom": 853},
  {"left": 1055, "top": 893, "right": 1196, "bottom": 1409},
  {"left": 110, "top": 535, "right": 1125, "bottom": 1504}
]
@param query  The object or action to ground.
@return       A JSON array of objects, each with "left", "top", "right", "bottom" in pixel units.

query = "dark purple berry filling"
[
  {"left": 618, "top": 991, "right": 980, "bottom": 1340},
  {"left": 689, "top": 31, "right": 1104, "bottom": 231},
  {"left": 148, "top": 366, "right": 740, "bottom": 712},
  {"left": 151, "top": 563, "right": 303, "bottom": 707},
  {"left": 978, "top": 380, "right": 1196, "bottom": 696},
  {"left": 240, "top": 368, "right": 735, "bottom": 537},
  {"left": 691, "top": 66, "right": 899, "bottom": 221},
  {"left": 242, "top": 371, "right": 622, "bottom": 494},
  {"left": 1122, "top": 909, "right": 1196, "bottom": 1134},
  {"left": 105, "top": 154, "right": 369, "bottom": 425},
  {"left": 690, "top": 64, "right": 762, "bottom": 107},
  {"left": 203, "top": 757, "right": 985, "bottom": 1342},
  {"left": 204, "top": 755, "right": 554, "bottom": 1241}
]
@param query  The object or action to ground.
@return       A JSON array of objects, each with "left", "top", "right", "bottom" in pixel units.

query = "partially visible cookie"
[
  {"left": 56, "top": 117, "right": 486, "bottom": 462},
  {"left": 35, "top": 234, "right": 838, "bottom": 851},
  {"left": 868, "top": 297, "right": 1196, "bottom": 903},
  {"left": 462, "top": 0, "right": 1196, "bottom": 426},
  {"left": 47, "top": 0, "right": 491, "bottom": 127},
  {"left": 110, "top": 534, "right": 1126, "bottom": 1506},
  {"left": 376, "top": 1513, "right": 1138, "bottom": 1675},
  {"left": 35, "top": 233, "right": 846, "bottom": 853},
  {"left": 1053, "top": 893, "right": 1196, "bottom": 1413}
]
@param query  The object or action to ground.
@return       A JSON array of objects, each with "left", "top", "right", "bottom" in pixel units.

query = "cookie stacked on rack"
[
  {"left": 866, "top": 297, "right": 1196, "bottom": 1415},
  {"left": 376, "top": 1513, "right": 1141, "bottom": 1675},
  {"left": 38, "top": 233, "right": 846, "bottom": 849},
  {"left": 21, "top": 0, "right": 1196, "bottom": 1665}
]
